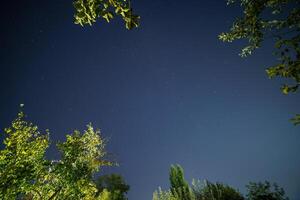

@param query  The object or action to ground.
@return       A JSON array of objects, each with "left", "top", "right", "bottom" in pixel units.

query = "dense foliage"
[
  {"left": 96, "top": 174, "right": 130, "bottom": 200},
  {"left": 169, "top": 165, "right": 195, "bottom": 200},
  {"left": 0, "top": 112, "right": 49, "bottom": 199},
  {"left": 153, "top": 165, "right": 288, "bottom": 200},
  {"left": 192, "top": 180, "right": 244, "bottom": 200},
  {"left": 0, "top": 111, "right": 112, "bottom": 199},
  {"left": 246, "top": 181, "right": 289, "bottom": 200},
  {"left": 73, "top": 0, "right": 140, "bottom": 30}
]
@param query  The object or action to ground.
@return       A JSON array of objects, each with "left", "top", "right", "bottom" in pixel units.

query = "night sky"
[{"left": 1, "top": 0, "right": 300, "bottom": 199}]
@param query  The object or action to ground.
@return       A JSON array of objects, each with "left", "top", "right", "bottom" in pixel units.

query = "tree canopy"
[
  {"left": 0, "top": 111, "right": 49, "bottom": 199},
  {"left": 153, "top": 165, "right": 245, "bottom": 200},
  {"left": 169, "top": 165, "right": 194, "bottom": 200},
  {"left": 246, "top": 181, "right": 289, "bottom": 200},
  {"left": 0, "top": 110, "right": 113, "bottom": 199},
  {"left": 153, "top": 165, "right": 288, "bottom": 200}
]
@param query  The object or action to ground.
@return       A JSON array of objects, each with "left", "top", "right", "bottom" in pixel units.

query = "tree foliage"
[
  {"left": 153, "top": 187, "right": 181, "bottom": 200},
  {"left": 0, "top": 111, "right": 49, "bottom": 199},
  {"left": 153, "top": 165, "right": 245, "bottom": 200},
  {"left": 47, "top": 124, "right": 111, "bottom": 199},
  {"left": 246, "top": 181, "right": 289, "bottom": 200},
  {"left": 73, "top": 0, "right": 140, "bottom": 30},
  {"left": 191, "top": 179, "right": 244, "bottom": 200},
  {"left": 153, "top": 165, "right": 289, "bottom": 200},
  {"left": 169, "top": 165, "right": 195, "bottom": 200},
  {"left": 219, "top": 0, "right": 300, "bottom": 124},
  {"left": 0, "top": 110, "right": 113, "bottom": 199},
  {"left": 96, "top": 173, "right": 130, "bottom": 200}
]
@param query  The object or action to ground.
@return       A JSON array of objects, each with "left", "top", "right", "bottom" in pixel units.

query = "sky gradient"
[{"left": 1, "top": 0, "right": 300, "bottom": 199}]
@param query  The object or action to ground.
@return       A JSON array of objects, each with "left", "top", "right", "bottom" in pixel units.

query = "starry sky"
[{"left": 0, "top": 0, "right": 300, "bottom": 199}]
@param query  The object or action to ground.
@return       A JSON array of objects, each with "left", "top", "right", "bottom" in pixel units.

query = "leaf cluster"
[
  {"left": 73, "top": 0, "right": 140, "bottom": 30},
  {"left": 219, "top": 0, "right": 300, "bottom": 124}
]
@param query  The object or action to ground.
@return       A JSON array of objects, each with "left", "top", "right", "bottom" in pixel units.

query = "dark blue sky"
[{"left": 0, "top": 0, "right": 299, "bottom": 199}]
